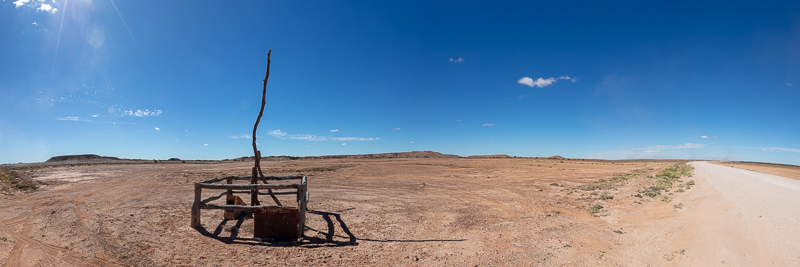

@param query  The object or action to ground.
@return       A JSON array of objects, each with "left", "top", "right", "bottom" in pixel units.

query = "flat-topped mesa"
[{"left": 45, "top": 154, "right": 121, "bottom": 162}]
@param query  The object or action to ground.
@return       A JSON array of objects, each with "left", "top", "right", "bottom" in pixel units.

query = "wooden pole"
[
  {"left": 252, "top": 50, "right": 271, "bottom": 176},
  {"left": 251, "top": 167, "right": 259, "bottom": 206},
  {"left": 226, "top": 177, "right": 233, "bottom": 196},
  {"left": 191, "top": 183, "right": 202, "bottom": 228}
]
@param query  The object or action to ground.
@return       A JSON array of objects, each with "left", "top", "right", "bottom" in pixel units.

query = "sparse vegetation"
[
  {"left": 1, "top": 168, "right": 37, "bottom": 195},
  {"left": 599, "top": 191, "right": 614, "bottom": 200},
  {"left": 268, "top": 164, "right": 358, "bottom": 173},
  {"left": 577, "top": 169, "right": 645, "bottom": 191},
  {"left": 638, "top": 162, "right": 694, "bottom": 198},
  {"left": 406, "top": 163, "right": 472, "bottom": 168},
  {"left": 589, "top": 204, "right": 604, "bottom": 213}
]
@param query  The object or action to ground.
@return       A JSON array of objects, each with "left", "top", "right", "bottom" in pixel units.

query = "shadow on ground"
[{"left": 195, "top": 208, "right": 465, "bottom": 247}]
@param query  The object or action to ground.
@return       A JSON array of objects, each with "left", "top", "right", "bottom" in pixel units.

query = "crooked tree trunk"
[{"left": 251, "top": 50, "right": 280, "bottom": 206}]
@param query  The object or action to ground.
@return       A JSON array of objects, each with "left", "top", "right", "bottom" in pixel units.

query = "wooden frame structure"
[{"left": 191, "top": 175, "right": 308, "bottom": 239}]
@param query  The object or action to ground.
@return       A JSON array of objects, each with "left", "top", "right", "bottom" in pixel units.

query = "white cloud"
[
  {"left": 701, "top": 135, "right": 708, "bottom": 139},
  {"left": 228, "top": 134, "right": 252, "bottom": 139},
  {"left": 559, "top": 76, "right": 578, "bottom": 82},
  {"left": 713, "top": 136, "right": 717, "bottom": 138},
  {"left": 13, "top": 0, "right": 31, "bottom": 7},
  {"left": 483, "top": 123, "right": 495, "bottom": 127},
  {"left": 760, "top": 147, "right": 800, "bottom": 153},
  {"left": 267, "top": 129, "right": 287, "bottom": 138},
  {"left": 90, "top": 114, "right": 100, "bottom": 118},
  {"left": 518, "top": 76, "right": 576, "bottom": 88},
  {"left": 155, "top": 127, "right": 160, "bottom": 131},
  {"left": 32, "top": 22, "right": 37, "bottom": 25},
  {"left": 449, "top": 57, "right": 464, "bottom": 63},
  {"left": 393, "top": 128, "right": 401, "bottom": 130},
  {"left": 342, "top": 143, "right": 346, "bottom": 146},
  {"left": 330, "top": 129, "right": 339, "bottom": 132},
  {"left": 788, "top": 83, "right": 795, "bottom": 87},
  {"left": 411, "top": 141, "right": 414, "bottom": 143},
  {"left": 267, "top": 129, "right": 379, "bottom": 141},
  {"left": 204, "top": 144, "right": 209, "bottom": 146},
  {"left": 122, "top": 109, "right": 162, "bottom": 117},
  {"left": 38, "top": 3, "right": 56, "bottom": 13},
  {"left": 56, "top": 116, "right": 80, "bottom": 121}
]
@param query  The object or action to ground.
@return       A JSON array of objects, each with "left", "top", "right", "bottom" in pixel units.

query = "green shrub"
[{"left": 589, "top": 204, "right": 603, "bottom": 213}]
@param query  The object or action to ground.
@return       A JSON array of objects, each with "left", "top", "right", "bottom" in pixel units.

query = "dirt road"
[
  {"left": 686, "top": 162, "right": 800, "bottom": 266},
  {"left": 609, "top": 162, "right": 800, "bottom": 266}
]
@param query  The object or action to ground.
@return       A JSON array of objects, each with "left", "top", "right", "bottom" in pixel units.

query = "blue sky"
[{"left": 1, "top": 1, "right": 799, "bottom": 165}]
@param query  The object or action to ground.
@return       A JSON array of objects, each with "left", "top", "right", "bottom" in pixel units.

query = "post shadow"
[{"left": 195, "top": 208, "right": 466, "bottom": 247}]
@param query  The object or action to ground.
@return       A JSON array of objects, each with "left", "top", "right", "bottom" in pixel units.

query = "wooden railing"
[{"left": 190, "top": 175, "right": 308, "bottom": 239}]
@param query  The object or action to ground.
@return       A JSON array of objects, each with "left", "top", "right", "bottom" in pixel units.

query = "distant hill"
[
  {"left": 45, "top": 154, "right": 122, "bottom": 162},
  {"left": 466, "top": 154, "right": 512, "bottom": 159}
]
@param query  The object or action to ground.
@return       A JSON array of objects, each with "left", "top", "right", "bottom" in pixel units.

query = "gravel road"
[{"left": 683, "top": 162, "right": 800, "bottom": 266}]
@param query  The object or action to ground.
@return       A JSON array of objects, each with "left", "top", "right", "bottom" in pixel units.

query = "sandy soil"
[
  {"left": 1, "top": 158, "right": 797, "bottom": 266},
  {"left": 711, "top": 161, "right": 800, "bottom": 181}
]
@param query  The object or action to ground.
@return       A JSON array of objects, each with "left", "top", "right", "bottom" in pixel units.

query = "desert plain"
[{"left": 1, "top": 152, "right": 800, "bottom": 266}]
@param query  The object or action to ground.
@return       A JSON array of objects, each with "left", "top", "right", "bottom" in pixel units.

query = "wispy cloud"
[
  {"left": 758, "top": 147, "right": 800, "bottom": 153},
  {"left": 788, "top": 82, "right": 795, "bottom": 87},
  {"left": 393, "top": 128, "right": 401, "bottom": 131},
  {"left": 267, "top": 129, "right": 379, "bottom": 142},
  {"left": 449, "top": 57, "right": 464, "bottom": 63},
  {"left": 122, "top": 109, "right": 162, "bottom": 117},
  {"left": 518, "top": 76, "right": 576, "bottom": 88},
  {"left": 588, "top": 143, "right": 708, "bottom": 160},
  {"left": 330, "top": 129, "right": 339, "bottom": 132},
  {"left": 482, "top": 123, "right": 495, "bottom": 127},
  {"left": 701, "top": 135, "right": 708, "bottom": 139},
  {"left": 154, "top": 127, "right": 160, "bottom": 131},
  {"left": 633, "top": 143, "right": 707, "bottom": 150},
  {"left": 56, "top": 116, "right": 81, "bottom": 121},
  {"left": 342, "top": 143, "right": 347, "bottom": 146},
  {"left": 228, "top": 134, "right": 252, "bottom": 139},
  {"left": 204, "top": 144, "right": 209, "bottom": 146}
]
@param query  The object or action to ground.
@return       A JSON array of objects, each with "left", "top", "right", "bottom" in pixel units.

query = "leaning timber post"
[
  {"left": 251, "top": 167, "right": 259, "bottom": 206},
  {"left": 191, "top": 183, "right": 202, "bottom": 228},
  {"left": 226, "top": 177, "right": 233, "bottom": 196},
  {"left": 251, "top": 50, "right": 271, "bottom": 206},
  {"left": 297, "top": 183, "right": 307, "bottom": 239}
]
